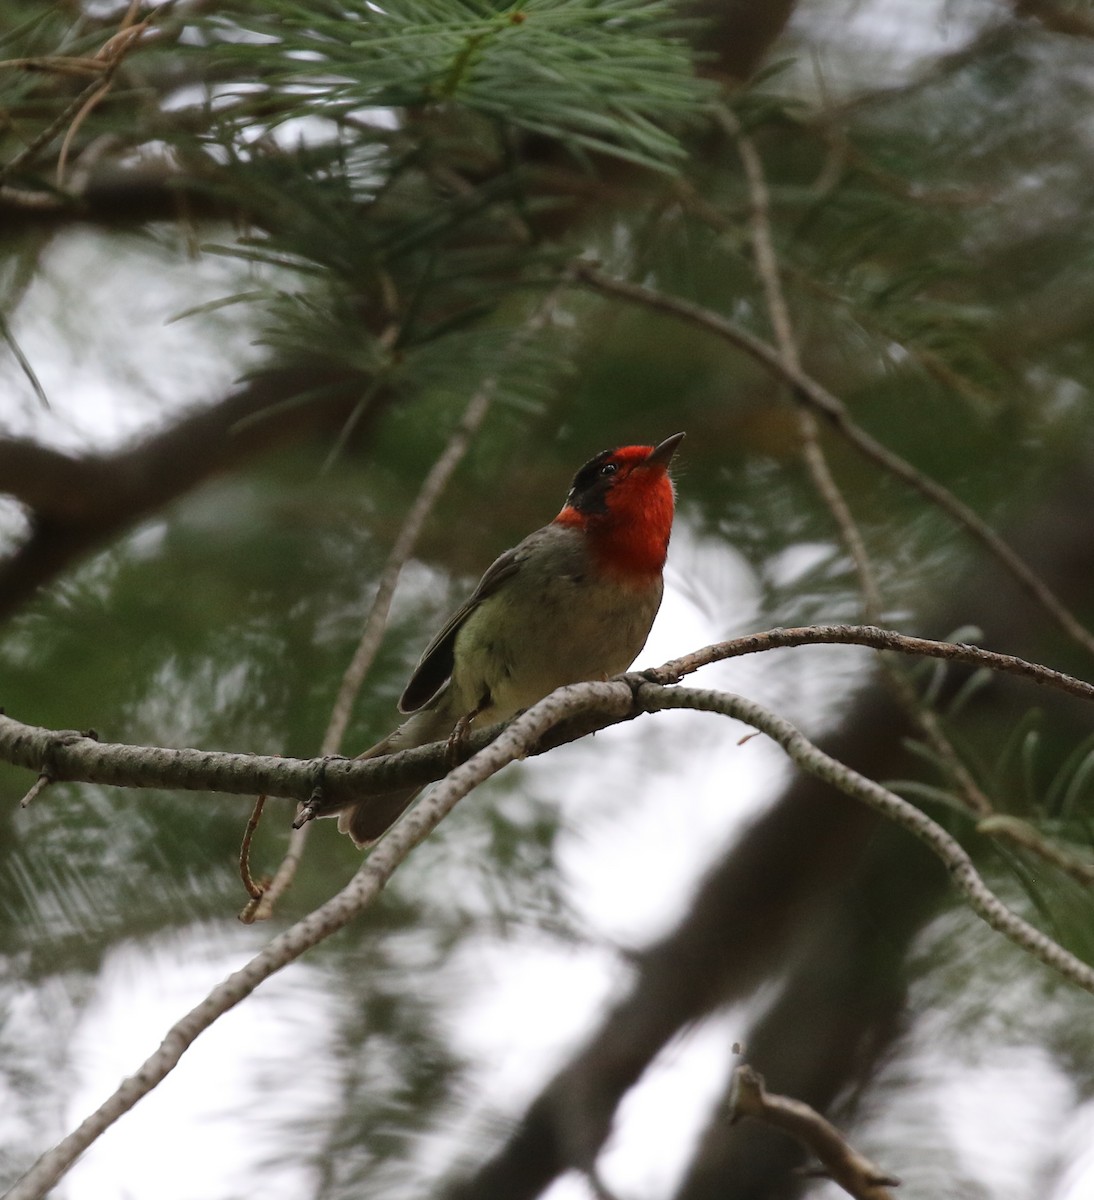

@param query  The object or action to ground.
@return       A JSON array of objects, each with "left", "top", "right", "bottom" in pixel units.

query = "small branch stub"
[
  {"left": 292, "top": 755, "right": 344, "bottom": 829},
  {"left": 19, "top": 773, "right": 51, "bottom": 808},
  {"left": 19, "top": 727, "right": 100, "bottom": 808},
  {"left": 728, "top": 1065, "right": 899, "bottom": 1200}
]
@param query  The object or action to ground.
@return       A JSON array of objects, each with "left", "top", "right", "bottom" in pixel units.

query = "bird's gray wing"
[{"left": 397, "top": 543, "right": 524, "bottom": 713}]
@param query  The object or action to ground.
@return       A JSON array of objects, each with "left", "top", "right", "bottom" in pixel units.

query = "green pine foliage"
[
  {"left": 5, "top": 3, "right": 1094, "bottom": 1198},
  {"left": 202, "top": 0, "right": 710, "bottom": 170}
]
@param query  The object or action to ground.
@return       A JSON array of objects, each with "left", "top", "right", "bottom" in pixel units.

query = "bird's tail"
[{"left": 336, "top": 706, "right": 454, "bottom": 848}]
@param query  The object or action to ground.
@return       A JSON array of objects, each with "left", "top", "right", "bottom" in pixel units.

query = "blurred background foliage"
[{"left": 3, "top": 1, "right": 1094, "bottom": 1198}]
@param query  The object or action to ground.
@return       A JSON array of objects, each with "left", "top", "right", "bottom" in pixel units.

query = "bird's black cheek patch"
[
  {"left": 567, "top": 480, "right": 611, "bottom": 516},
  {"left": 566, "top": 448, "right": 620, "bottom": 515}
]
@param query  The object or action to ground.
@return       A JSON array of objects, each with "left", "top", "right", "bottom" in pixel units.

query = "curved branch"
[
  {"left": 9, "top": 632, "right": 1094, "bottom": 1199},
  {"left": 639, "top": 682, "right": 1094, "bottom": 995},
  {"left": 0, "top": 363, "right": 373, "bottom": 621},
  {"left": 572, "top": 265, "right": 1094, "bottom": 660},
  {"left": 3, "top": 625, "right": 1093, "bottom": 806},
  {"left": 728, "top": 1065, "right": 899, "bottom": 1200},
  {"left": 3, "top": 681, "right": 636, "bottom": 1200},
  {"left": 650, "top": 623, "right": 1094, "bottom": 701}
]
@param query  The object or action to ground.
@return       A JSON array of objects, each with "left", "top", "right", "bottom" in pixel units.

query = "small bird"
[{"left": 330, "top": 432, "right": 684, "bottom": 847}]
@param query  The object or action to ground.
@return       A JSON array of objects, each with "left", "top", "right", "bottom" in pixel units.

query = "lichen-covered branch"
[
  {"left": 4, "top": 625, "right": 1094, "bottom": 811},
  {"left": 2, "top": 682, "right": 635, "bottom": 1200},
  {"left": 638, "top": 682, "right": 1094, "bottom": 995},
  {"left": 8, "top": 629, "right": 1094, "bottom": 1199}
]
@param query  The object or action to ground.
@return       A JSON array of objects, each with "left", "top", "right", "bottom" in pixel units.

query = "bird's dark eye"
[{"left": 599, "top": 462, "right": 618, "bottom": 477}]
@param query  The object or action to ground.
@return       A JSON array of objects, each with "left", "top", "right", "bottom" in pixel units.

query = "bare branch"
[
  {"left": 571, "top": 264, "right": 1094, "bottom": 660},
  {"left": 4, "top": 625, "right": 1094, "bottom": 807},
  {"left": 647, "top": 623, "right": 1094, "bottom": 701},
  {"left": 637, "top": 682, "right": 1094, "bottom": 995},
  {"left": 237, "top": 795, "right": 269, "bottom": 918},
  {"left": 12, "top": 658, "right": 1094, "bottom": 1199},
  {"left": 726, "top": 111, "right": 995, "bottom": 819},
  {"left": 0, "top": 364, "right": 372, "bottom": 621},
  {"left": 4, "top": 682, "right": 636, "bottom": 1200},
  {"left": 726, "top": 109, "right": 882, "bottom": 613},
  {"left": 0, "top": 711, "right": 515, "bottom": 807},
  {"left": 728, "top": 1065, "right": 899, "bottom": 1200},
  {"left": 18, "top": 772, "right": 52, "bottom": 808}
]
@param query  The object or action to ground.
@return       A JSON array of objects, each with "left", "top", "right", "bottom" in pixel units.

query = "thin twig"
[
  {"left": 979, "top": 815, "right": 1094, "bottom": 888},
  {"left": 571, "top": 264, "right": 1094, "bottom": 661},
  {"left": 726, "top": 107, "right": 882, "bottom": 620},
  {"left": 727, "top": 107, "right": 993, "bottom": 818},
  {"left": 238, "top": 795, "right": 267, "bottom": 905},
  {"left": 55, "top": 79, "right": 115, "bottom": 186},
  {"left": 250, "top": 286, "right": 564, "bottom": 918},
  {"left": 636, "top": 682, "right": 1094, "bottom": 996},
  {"left": 728, "top": 1065, "right": 899, "bottom": 1200},
  {"left": 647, "top": 624, "right": 1094, "bottom": 701},
  {"left": 3, "top": 682, "right": 636, "bottom": 1200},
  {"left": 57, "top": 3, "right": 149, "bottom": 185},
  {"left": 0, "top": 311, "right": 50, "bottom": 409},
  {"left": 18, "top": 773, "right": 51, "bottom": 808}
]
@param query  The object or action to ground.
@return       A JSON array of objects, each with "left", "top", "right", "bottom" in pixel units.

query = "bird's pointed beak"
[{"left": 645, "top": 431, "right": 686, "bottom": 468}]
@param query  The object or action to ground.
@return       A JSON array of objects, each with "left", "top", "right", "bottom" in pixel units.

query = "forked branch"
[
  {"left": 572, "top": 264, "right": 1094, "bottom": 660},
  {"left": 6, "top": 626, "right": 1094, "bottom": 1199}
]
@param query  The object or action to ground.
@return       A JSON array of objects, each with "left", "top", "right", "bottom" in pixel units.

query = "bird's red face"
[{"left": 554, "top": 433, "right": 684, "bottom": 580}]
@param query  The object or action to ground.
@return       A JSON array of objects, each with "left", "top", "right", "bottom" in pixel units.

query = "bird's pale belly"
[{"left": 449, "top": 572, "right": 663, "bottom": 723}]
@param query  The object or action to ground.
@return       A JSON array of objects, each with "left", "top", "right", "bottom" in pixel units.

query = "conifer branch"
[
  {"left": 4, "top": 626, "right": 1094, "bottom": 809},
  {"left": 9, "top": 640, "right": 1094, "bottom": 1199},
  {"left": 726, "top": 111, "right": 995, "bottom": 818},
  {"left": 572, "top": 264, "right": 1094, "bottom": 662}
]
